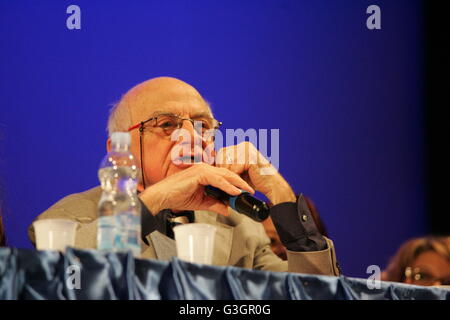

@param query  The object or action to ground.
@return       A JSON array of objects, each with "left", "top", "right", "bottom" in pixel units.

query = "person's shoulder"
[
  {"left": 28, "top": 186, "right": 102, "bottom": 244},
  {"left": 67, "top": 186, "right": 102, "bottom": 201},
  {"left": 39, "top": 186, "right": 102, "bottom": 220},
  {"left": 52, "top": 186, "right": 102, "bottom": 208}
]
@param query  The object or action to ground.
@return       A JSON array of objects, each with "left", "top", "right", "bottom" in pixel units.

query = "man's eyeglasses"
[
  {"left": 128, "top": 113, "right": 222, "bottom": 141},
  {"left": 404, "top": 266, "right": 450, "bottom": 286}
]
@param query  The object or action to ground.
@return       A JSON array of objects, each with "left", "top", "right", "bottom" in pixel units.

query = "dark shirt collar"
[
  {"left": 164, "top": 210, "right": 195, "bottom": 239},
  {"left": 138, "top": 190, "right": 195, "bottom": 241}
]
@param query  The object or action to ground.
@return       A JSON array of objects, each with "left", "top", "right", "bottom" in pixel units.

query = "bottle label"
[
  {"left": 114, "top": 213, "right": 141, "bottom": 257},
  {"left": 97, "top": 216, "right": 116, "bottom": 251}
]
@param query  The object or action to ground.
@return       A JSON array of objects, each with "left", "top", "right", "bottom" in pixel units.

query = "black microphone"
[{"left": 204, "top": 185, "right": 270, "bottom": 222}]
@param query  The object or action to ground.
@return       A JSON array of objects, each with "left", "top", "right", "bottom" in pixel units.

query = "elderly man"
[{"left": 29, "top": 77, "right": 339, "bottom": 275}]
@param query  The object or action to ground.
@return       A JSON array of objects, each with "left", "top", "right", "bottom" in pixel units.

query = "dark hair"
[{"left": 382, "top": 236, "right": 450, "bottom": 282}]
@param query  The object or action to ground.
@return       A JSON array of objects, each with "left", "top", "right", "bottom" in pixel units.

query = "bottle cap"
[{"left": 111, "top": 132, "right": 131, "bottom": 146}]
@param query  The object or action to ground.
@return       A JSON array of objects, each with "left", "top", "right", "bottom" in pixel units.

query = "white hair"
[{"left": 107, "top": 97, "right": 132, "bottom": 137}]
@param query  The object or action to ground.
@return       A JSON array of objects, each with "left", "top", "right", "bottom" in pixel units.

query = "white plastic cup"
[
  {"left": 173, "top": 223, "right": 217, "bottom": 265},
  {"left": 33, "top": 219, "right": 77, "bottom": 252}
]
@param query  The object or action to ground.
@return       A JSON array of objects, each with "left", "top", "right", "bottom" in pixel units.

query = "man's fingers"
[
  {"left": 208, "top": 168, "right": 254, "bottom": 195},
  {"left": 215, "top": 143, "right": 258, "bottom": 166},
  {"left": 203, "top": 175, "right": 242, "bottom": 196},
  {"left": 197, "top": 164, "right": 254, "bottom": 195},
  {"left": 221, "top": 170, "right": 255, "bottom": 194}
]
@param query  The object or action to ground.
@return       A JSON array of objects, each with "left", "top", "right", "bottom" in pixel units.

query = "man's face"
[{"left": 126, "top": 78, "right": 215, "bottom": 188}]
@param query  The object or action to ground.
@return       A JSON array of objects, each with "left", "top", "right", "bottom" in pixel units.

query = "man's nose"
[{"left": 179, "top": 119, "right": 206, "bottom": 147}]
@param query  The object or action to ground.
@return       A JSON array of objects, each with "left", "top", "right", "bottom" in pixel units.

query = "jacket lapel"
[
  {"left": 140, "top": 210, "right": 234, "bottom": 265},
  {"left": 141, "top": 238, "right": 158, "bottom": 260}
]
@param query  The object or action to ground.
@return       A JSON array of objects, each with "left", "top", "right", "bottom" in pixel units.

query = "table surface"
[{"left": 0, "top": 247, "right": 449, "bottom": 300}]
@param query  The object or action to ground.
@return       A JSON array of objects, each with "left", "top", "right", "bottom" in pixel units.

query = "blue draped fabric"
[{"left": 0, "top": 248, "right": 449, "bottom": 300}]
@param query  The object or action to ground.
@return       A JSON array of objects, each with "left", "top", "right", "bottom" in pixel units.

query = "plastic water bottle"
[{"left": 97, "top": 132, "right": 141, "bottom": 257}]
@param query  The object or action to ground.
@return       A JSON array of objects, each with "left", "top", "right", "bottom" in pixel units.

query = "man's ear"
[{"left": 106, "top": 138, "right": 112, "bottom": 152}]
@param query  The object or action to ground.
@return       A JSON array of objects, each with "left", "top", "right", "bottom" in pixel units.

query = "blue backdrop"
[{"left": 0, "top": 0, "right": 425, "bottom": 278}]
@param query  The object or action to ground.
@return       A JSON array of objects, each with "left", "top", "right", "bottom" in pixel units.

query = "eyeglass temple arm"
[{"left": 128, "top": 117, "right": 156, "bottom": 132}]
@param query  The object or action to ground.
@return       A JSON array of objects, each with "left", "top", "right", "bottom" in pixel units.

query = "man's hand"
[
  {"left": 215, "top": 142, "right": 296, "bottom": 205},
  {"left": 139, "top": 163, "right": 254, "bottom": 216}
]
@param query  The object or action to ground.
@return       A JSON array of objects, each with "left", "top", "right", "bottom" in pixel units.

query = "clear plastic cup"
[
  {"left": 33, "top": 219, "right": 77, "bottom": 252},
  {"left": 173, "top": 223, "right": 217, "bottom": 265}
]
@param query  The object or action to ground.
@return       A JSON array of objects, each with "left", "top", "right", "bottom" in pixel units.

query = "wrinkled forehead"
[{"left": 127, "top": 84, "right": 213, "bottom": 123}]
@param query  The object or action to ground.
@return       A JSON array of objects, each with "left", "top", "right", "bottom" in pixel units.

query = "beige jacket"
[{"left": 28, "top": 186, "right": 340, "bottom": 276}]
